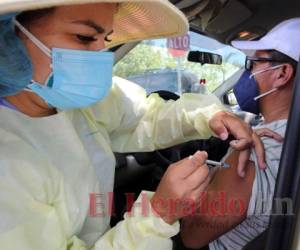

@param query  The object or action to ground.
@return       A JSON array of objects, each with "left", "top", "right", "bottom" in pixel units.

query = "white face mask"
[{"left": 250, "top": 64, "right": 284, "bottom": 101}]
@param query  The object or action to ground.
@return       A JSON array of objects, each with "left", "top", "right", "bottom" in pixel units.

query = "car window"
[{"left": 113, "top": 31, "right": 245, "bottom": 95}]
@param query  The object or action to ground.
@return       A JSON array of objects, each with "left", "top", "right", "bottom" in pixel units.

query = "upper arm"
[{"left": 181, "top": 150, "right": 256, "bottom": 248}]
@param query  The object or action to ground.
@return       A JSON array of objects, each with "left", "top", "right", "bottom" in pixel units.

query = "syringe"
[{"left": 206, "top": 159, "right": 230, "bottom": 168}]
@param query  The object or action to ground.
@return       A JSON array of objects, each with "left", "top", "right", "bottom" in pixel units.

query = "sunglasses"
[{"left": 245, "top": 56, "right": 287, "bottom": 71}]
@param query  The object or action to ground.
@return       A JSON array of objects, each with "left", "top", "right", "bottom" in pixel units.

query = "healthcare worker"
[{"left": 0, "top": 1, "right": 266, "bottom": 249}]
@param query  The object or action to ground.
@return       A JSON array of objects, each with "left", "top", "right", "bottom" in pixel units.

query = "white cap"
[{"left": 232, "top": 18, "right": 300, "bottom": 62}]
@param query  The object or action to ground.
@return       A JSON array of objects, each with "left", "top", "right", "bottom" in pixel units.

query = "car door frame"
[{"left": 265, "top": 57, "right": 300, "bottom": 250}]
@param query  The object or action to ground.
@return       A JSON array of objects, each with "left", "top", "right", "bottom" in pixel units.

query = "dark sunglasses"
[{"left": 245, "top": 56, "right": 287, "bottom": 71}]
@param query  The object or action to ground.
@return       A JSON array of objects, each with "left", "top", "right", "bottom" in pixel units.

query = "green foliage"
[
  {"left": 113, "top": 44, "right": 163, "bottom": 78},
  {"left": 113, "top": 44, "right": 240, "bottom": 92}
]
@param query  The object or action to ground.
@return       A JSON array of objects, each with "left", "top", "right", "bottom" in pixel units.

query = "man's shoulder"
[
  {"left": 251, "top": 119, "right": 287, "bottom": 160},
  {"left": 246, "top": 119, "right": 287, "bottom": 219}
]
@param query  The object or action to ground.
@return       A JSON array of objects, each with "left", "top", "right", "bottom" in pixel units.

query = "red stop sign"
[{"left": 167, "top": 34, "right": 190, "bottom": 57}]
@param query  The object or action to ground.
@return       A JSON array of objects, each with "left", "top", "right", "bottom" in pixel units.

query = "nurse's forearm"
[{"left": 110, "top": 93, "right": 224, "bottom": 152}]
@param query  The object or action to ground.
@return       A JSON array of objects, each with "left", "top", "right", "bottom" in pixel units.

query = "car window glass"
[{"left": 113, "top": 31, "right": 245, "bottom": 94}]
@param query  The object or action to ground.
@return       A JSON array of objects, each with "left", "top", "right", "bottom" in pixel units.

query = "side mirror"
[{"left": 188, "top": 51, "right": 222, "bottom": 65}]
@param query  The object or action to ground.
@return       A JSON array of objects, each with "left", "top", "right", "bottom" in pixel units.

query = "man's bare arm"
[{"left": 180, "top": 150, "right": 256, "bottom": 249}]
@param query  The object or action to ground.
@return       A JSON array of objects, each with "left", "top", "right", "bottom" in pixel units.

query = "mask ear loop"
[
  {"left": 251, "top": 64, "right": 284, "bottom": 101},
  {"left": 13, "top": 18, "right": 52, "bottom": 58},
  {"left": 14, "top": 18, "right": 53, "bottom": 92},
  {"left": 250, "top": 64, "right": 284, "bottom": 79},
  {"left": 254, "top": 88, "right": 278, "bottom": 101}
]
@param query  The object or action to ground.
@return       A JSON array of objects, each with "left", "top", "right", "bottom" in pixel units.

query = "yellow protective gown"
[{"left": 0, "top": 77, "right": 224, "bottom": 250}]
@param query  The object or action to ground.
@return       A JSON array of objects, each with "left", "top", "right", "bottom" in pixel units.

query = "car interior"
[{"left": 110, "top": 0, "right": 300, "bottom": 249}]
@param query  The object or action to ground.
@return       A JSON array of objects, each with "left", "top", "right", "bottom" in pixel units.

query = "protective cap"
[{"left": 232, "top": 18, "right": 300, "bottom": 62}]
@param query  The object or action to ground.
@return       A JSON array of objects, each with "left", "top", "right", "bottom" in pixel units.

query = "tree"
[
  {"left": 113, "top": 44, "right": 163, "bottom": 78},
  {"left": 114, "top": 43, "right": 240, "bottom": 93}
]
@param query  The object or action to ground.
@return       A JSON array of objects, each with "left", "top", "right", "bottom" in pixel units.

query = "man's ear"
[{"left": 272, "top": 64, "right": 294, "bottom": 88}]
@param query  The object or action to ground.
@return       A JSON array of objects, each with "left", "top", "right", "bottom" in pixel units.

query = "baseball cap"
[{"left": 232, "top": 18, "right": 300, "bottom": 62}]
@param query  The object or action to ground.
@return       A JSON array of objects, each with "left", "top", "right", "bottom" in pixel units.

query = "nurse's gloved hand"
[
  {"left": 151, "top": 151, "right": 210, "bottom": 225},
  {"left": 209, "top": 111, "right": 266, "bottom": 177}
]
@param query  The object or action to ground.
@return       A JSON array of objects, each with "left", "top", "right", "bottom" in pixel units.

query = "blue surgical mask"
[
  {"left": 233, "top": 70, "right": 260, "bottom": 114},
  {"left": 14, "top": 19, "right": 114, "bottom": 110},
  {"left": 234, "top": 65, "right": 283, "bottom": 115}
]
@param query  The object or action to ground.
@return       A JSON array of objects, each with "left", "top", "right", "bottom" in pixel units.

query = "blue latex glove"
[{"left": 0, "top": 13, "right": 32, "bottom": 97}]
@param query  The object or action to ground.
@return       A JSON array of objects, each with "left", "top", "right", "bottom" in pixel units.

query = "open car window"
[{"left": 113, "top": 31, "right": 246, "bottom": 95}]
